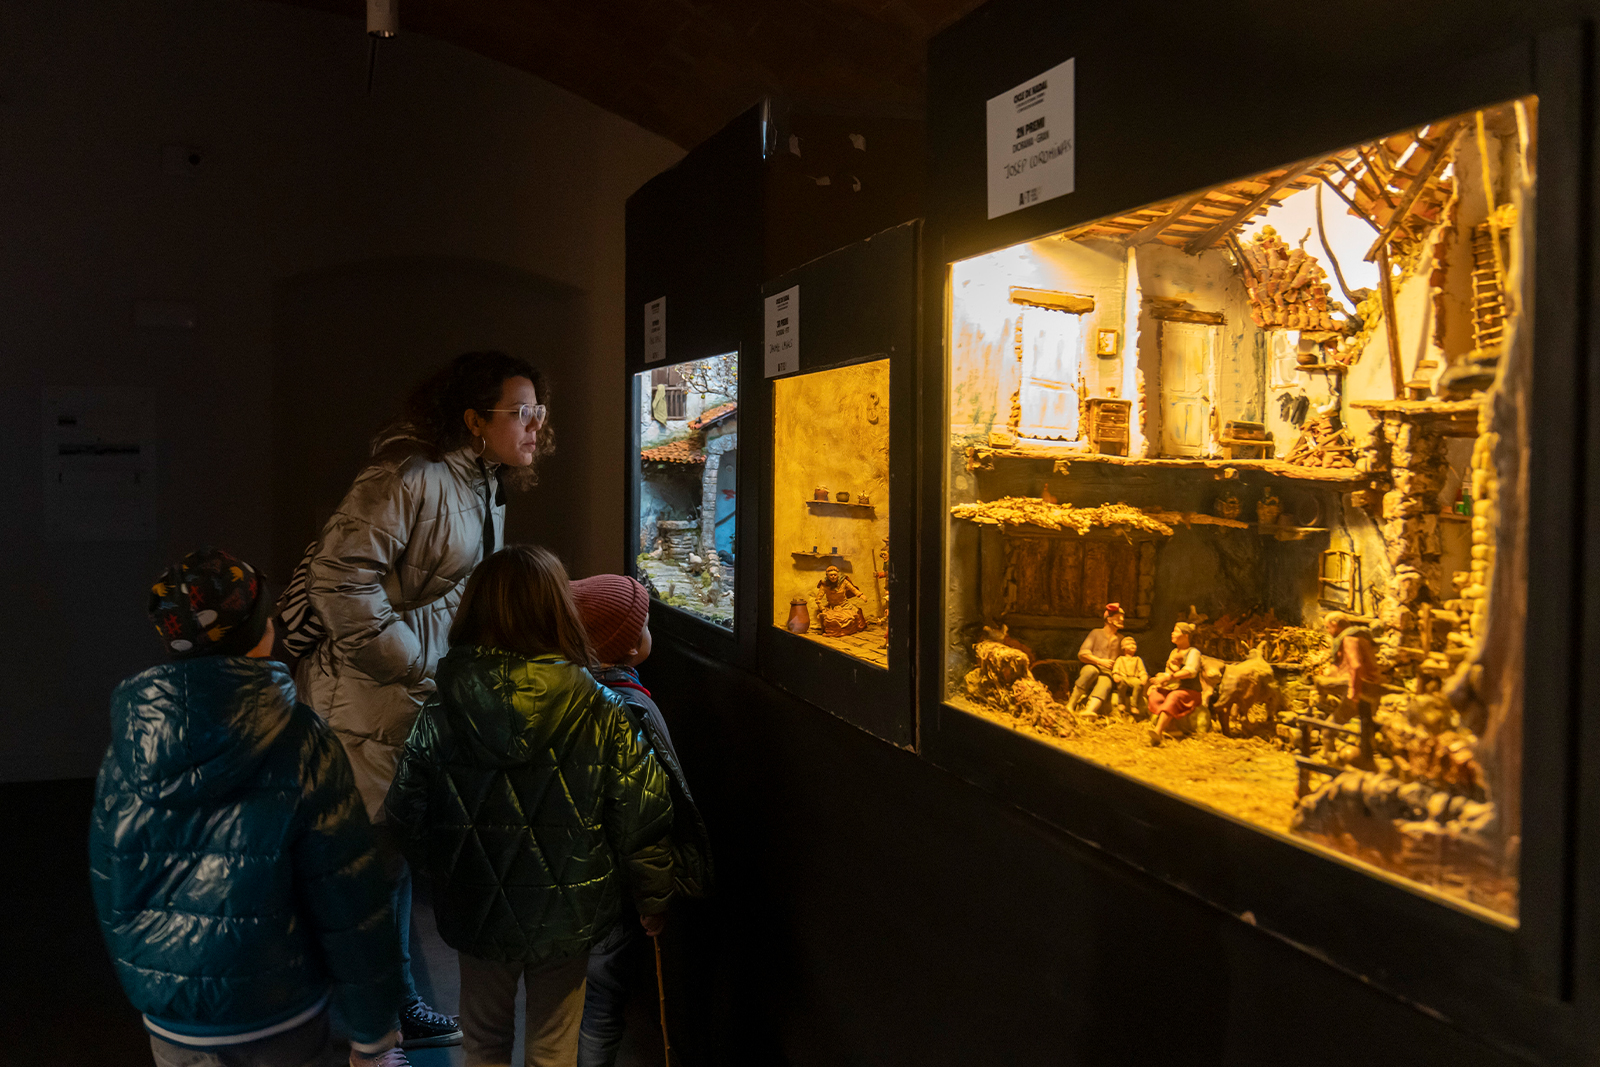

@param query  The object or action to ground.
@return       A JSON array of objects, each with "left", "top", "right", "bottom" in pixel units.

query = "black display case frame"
[
  {"left": 915, "top": 8, "right": 1594, "bottom": 1060},
  {"left": 756, "top": 221, "right": 920, "bottom": 748},
  {"left": 626, "top": 99, "right": 926, "bottom": 669},
  {"left": 625, "top": 106, "right": 765, "bottom": 667}
]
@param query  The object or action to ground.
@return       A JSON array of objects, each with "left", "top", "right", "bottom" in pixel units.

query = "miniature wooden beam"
[
  {"left": 1355, "top": 146, "right": 1399, "bottom": 210},
  {"left": 1183, "top": 161, "right": 1317, "bottom": 253},
  {"left": 1315, "top": 184, "right": 1362, "bottom": 311},
  {"left": 1009, "top": 287, "right": 1095, "bottom": 314},
  {"left": 1125, "top": 190, "right": 1212, "bottom": 245},
  {"left": 1376, "top": 246, "right": 1406, "bottom": 398},
  {"left": 1363, "top": 121, "right": 1462, "bottom": 262},
  {"left": 1321, "top": 175, "right": 1380, "bottom": 232}
]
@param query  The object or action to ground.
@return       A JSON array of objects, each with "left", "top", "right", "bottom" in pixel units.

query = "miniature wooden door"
[
  {"left": 1016, "top": 307, "right": 1084, "bottom": 440},
  {"left": 1159, "top": 321, "right": 1216, "bottom": 456}
]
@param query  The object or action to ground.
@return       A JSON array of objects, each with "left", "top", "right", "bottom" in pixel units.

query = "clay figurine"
[
  {"left": 1109, "top": 636, "right": 1148, "bottom": 717},
  {"left": 1148, "top": 621, "right": 1203, "bottom": 745},
  {"left": 1068, "top": 602, "right": 1124, "bottom": 717},
  {"left": 1256, "top": 489, "right": 1281, "bottom": 526},
  {"left": 814, "top": 565, "right": 866, "bottom": 637},
  {"left": 1313, "top": 611, "right": 1380, "bottom": 767}
]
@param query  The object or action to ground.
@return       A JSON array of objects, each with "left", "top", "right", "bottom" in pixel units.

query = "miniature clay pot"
[
  {"left": 786, "top": 598, "right": 810, "bottom": 634},
  {"left": 836, "top": 491, "right": 850, "bottom": 503},
  {"left": 856, "top": 492, "right": 871, "bottom": 505},
  {"left": 814, "top": 486, "right": 830, "bottom": 501}
]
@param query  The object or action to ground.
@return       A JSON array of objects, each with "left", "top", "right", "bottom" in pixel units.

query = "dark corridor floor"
[{"left": 3, "top": 778, "right": 668, "bottom": 1067}]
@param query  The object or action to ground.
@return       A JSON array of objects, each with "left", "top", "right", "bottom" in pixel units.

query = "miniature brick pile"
[{"left": 1237, "top": 226, "right": 1340, "bottom": 331}]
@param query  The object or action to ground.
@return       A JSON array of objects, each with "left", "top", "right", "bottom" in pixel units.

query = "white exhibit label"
[
  {"left": 644, "top": 296, "right": 666, "bottom": 364},
  {"left": 986, "top": 57, "right": 1075, "bottom": 220},
  {"left": 764, "top": 285, "right": 799, "bottom": 377},
  {"left": 42, "top": 388, "right": 158, "bottom": 541}
]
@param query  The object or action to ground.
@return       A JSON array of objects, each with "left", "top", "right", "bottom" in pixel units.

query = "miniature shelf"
[
  {"left": 1295, "top": 363, "right": 1350, "bottom": 373},
  {"left": 1251, "top": 523, "right": 1328, "bottom": 540},
  {"left": 792, "top": 550, "right": 846, "bottom": 559},
  {"left": 968, "top": 445, "right": 1370, "bottom": 485},
  {"left": 1349, "top": 397, "right": 1481, "bottom": 437},
  {"left": 804, "top": 498, "right": 877, "bottom": 512}
]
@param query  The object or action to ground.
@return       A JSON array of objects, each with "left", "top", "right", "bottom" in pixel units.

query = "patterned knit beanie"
[
  {"left": 148, "top": 546, "right": 271, "bottom": 658},
  {"left": 569, "top": 574, "right": 650, "bottom": 666}
]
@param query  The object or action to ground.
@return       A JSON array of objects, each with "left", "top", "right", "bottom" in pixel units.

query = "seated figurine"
[
  {"left": 1109, "top": 636, "right": 1148, "bottom": 717},
  {"left": 815, "top": 565, "right": 866, "bottom": 637}
]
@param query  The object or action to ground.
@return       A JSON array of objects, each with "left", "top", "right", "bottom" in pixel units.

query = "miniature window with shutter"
[
  {"left": 1318, "top": 549, "right": 1363, "bottom": 613},
  {"left": 651, "top": 366, "right": 688, "bottom": 419}
]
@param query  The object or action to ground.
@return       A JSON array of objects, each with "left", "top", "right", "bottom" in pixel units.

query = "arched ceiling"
[{"left": 274, "top": 0, "right": 988, "bottom": 148}]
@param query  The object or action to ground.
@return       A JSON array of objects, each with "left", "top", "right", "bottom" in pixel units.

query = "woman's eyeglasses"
[{"left": 485, "top": 404, "right": 547, "bottom": 428}]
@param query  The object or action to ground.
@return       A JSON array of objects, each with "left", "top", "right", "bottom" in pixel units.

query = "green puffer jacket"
[
  {"left": 385, "top": 646, "right": 674, "bottom": 966},
  {"left": 90, "top": 657, "right": 402, "bottom": 1047}
]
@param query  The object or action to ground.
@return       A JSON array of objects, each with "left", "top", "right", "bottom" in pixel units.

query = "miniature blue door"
[{"left": 713, "top": 448, "right": 737, "bottom": 560}]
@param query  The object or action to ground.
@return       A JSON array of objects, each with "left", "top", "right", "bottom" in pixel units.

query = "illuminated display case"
[
  {"left": 918, "top": 7, "right": 1590, "bottom": 1055},
  {"left": 761, "top": 223, "right": 917, "bottom": 745},
  {"left": 945, "top": 98, "right": 1534, "bottom": 919},
  {"left": 635, "top": 353, "right": 739, "bottom": 630},
  {"left": 626, "top": 102, "right": 925, "bottom": 661}
]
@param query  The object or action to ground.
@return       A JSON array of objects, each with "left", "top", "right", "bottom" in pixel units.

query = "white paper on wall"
[
  {"left": 42, "top": 388, "right": 158, "bottom": 541},
  {"left": 986, "top": 57, "right": 1075, "bottom": 220},
  {"left": 645, "top": 296, "right": 667, "bottom": 364},
  {"left": 764, "top": 285, "right": 799, "bottom": 377}
]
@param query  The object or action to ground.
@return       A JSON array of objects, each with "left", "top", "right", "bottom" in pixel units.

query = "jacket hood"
[
  {"left": 436, "top": 645, "right": 603, "bottom": 768},
  {"left": 109, "top": 657, "right": 296, "bottom": 807}
]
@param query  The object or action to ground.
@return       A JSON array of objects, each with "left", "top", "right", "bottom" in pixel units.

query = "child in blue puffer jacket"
[{"left": 90, "top": 547, "right": 410, "bottom": 1067}]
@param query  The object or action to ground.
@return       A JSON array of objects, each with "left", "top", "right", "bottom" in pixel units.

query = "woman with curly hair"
[{"left": 297, "top": 350, "right": 555, "bottom": 1049}]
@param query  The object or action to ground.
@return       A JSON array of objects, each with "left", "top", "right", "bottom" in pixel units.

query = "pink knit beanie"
[{"left": 569, "top": 574, "right": 650, "bottom": 665}]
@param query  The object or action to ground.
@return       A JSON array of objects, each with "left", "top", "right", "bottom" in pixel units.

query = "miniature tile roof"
[
  {"left": 640, "top": 438, "right": 705, "bottom": 464},
  {"left": 688, "top": 401, "right": 738, "bottom": 430}
]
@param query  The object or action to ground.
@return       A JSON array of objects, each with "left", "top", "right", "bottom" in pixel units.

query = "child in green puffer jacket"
[{"left": 385, "top": 545, "right": 674, "bottom": 1067}]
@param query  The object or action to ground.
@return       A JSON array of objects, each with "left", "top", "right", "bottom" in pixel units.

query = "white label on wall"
[
  {"left": 986, "top": 57, "right": 1075, "bottom": 220},
  {"left": 644, "top": 296, "right": 667, "bottom": 364},
  {"left": 42, "top": 388, "right": 158, "bottom": 541},
  {"left": 764, "top": 285, "right": 799, "bottom": 377}
]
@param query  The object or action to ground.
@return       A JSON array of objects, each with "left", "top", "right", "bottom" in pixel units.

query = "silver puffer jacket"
[{"left": 297, "top": 441, "right": 504, "bottom": 820}]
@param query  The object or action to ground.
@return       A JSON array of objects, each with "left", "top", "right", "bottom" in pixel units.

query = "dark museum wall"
[{"left": 0, "top": 0, "right": 682, "bottom": 782}]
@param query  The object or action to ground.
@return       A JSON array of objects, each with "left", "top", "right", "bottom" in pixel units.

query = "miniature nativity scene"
[
  {"left": 636, "top": 353, "right": 738, "bottom": 628},
  {"left": 945, "top": 99, "right": 1533, "bottom": 919},
  {"left": 772, "top": 360, "right": 891, "bottom": 668}
]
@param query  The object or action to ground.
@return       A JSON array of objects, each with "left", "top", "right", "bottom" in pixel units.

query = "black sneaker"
[{"left": 399, "top": 997, "right": 463, "bottom": 1049}]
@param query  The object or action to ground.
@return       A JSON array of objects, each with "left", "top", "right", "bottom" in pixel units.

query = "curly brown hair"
[{"left": 373, "top": 351, "right": 555, "bottom": 491}]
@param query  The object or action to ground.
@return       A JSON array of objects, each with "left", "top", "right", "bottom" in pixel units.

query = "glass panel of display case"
[
  {"left": 636, "top": 352, "right": 738, "bottom": 629},
  {"left": 771, "top": 359, "right": 891, "bottom": 667},
  {"left": 943, "top": 99, "right": 1535, "bottom": 921}
]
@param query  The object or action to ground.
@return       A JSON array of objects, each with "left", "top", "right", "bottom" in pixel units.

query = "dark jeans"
[
  {"left": 374, "top": 823, "right": 419, "bottom": 1003},
  {"left": 575, "top": 919, "right": 639, "bottom": 1067},
  {"left": 148, "top": 1010, "right": 341, "bottom": 1067}
]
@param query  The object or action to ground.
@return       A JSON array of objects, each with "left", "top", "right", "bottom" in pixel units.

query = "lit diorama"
[
  {"left": 772, "top": 360, "right": 891, "bottom": 668},
  {"left": 944, "top": 99, "right": 1533, "bottom": 919},
  {"left": 636, "top": 352, "right": 738, "bottom": 628}
]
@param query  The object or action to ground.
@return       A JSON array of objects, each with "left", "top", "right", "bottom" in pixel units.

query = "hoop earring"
[{"left": 472, "top": 434, "right": 486, "bottom": 457}]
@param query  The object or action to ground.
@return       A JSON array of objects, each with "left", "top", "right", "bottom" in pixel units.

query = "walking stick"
[{"left": 654, "top": 936, "right": 674, "bottom": 1067}]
